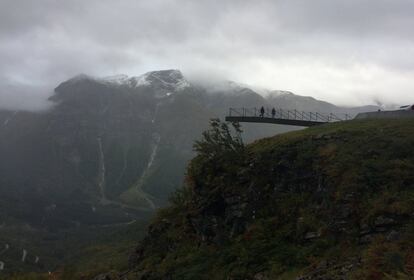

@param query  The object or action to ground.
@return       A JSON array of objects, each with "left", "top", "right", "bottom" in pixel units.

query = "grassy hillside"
[
  {"left": 125, "top": 118, "right": 414, "bottom": 279},
  {"left": 0, "top": 219, "right": 149, "bottom": 280}
]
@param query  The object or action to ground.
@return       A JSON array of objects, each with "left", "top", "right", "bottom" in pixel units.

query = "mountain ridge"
[{"left": 55, "top": 69, "right": 380, "bottom": 113}]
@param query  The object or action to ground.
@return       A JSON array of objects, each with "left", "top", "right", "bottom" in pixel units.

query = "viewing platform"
[{"left": 225, "top": 107, "right": 352, "bottom": 127}]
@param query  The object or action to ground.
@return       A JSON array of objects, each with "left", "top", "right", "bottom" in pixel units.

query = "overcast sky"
[{"left": 1, "top": 0, "right": 414, "bottom": 109}]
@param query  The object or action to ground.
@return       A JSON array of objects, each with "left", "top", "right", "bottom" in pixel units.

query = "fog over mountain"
[
  {"left": 0, "top": 82, "right": 54, "bottom": 111},
  {"left": 1, "top": 0, "right": 414, "bottom": 109}
]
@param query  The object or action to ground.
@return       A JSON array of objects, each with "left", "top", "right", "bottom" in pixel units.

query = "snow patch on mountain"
[
  {"left": 100, "top": 74, "right": 130, "bottom": 85},
  {"left": 129, "top": 73, "right": 151, "bottom": 87},
  {"left": 142, "top": 69, "right": 190, "bottom": 91},
  {"left": 67, "top": 70, "right": 190, "bottom": 97}
]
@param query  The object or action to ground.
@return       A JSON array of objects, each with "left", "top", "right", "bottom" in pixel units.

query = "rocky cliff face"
[{"left": 125, "top": 118, "right": 414, "bottom": 280}]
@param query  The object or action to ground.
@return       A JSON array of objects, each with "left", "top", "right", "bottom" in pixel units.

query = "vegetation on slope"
[
  {"left": 125, "top": 118, "right": 414, "bottom": 279},
  {"left": 0, "top": 219, "right": 149, "bottom": 280}
]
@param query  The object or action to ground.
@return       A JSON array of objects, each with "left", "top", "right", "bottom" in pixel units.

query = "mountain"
[
  {"left": 0, "top": 69, "right": 380, "bottom": 274},
  {"left": 265, "top": 90, "right": 380, "bottom": 116},
  {"left": 120, "top": 118, "right": 414, "bottom": 280}
]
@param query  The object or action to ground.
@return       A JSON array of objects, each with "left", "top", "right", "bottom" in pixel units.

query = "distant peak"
[
  {"left": 143, "top": 69, "right": 186, "bottom": 85},
  {"left": 146, "top": 69, "right": 183, "bottom": 78},
  {"left": 134, "top": 69, "right": 190, "bottom": 93},
  {"left": 63, "top": 69, "right": 189, "bottom": 91},
  {"left": 58, "top": 70, "right": 190, "bottom": 100}
]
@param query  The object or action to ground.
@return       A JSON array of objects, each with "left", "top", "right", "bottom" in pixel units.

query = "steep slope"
[
  {"left": 0, "top": 70, "right": 205, "bottom": 222},
  {"left": 125, "top": 118, "right": 414, "bottom": 280}
]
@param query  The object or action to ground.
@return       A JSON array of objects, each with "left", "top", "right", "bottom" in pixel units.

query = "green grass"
[{"left": 128, "top": 118, "right": 414, "bottom": 279}]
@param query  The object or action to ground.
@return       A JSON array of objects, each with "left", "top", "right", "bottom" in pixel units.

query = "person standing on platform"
[{"left": 260, "top": 106, "right": 265, "bottom": 117}]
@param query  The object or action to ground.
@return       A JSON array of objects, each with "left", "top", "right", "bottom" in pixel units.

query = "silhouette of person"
[
  {"left": 271, "top": 108, "right": 276, "bottom": 118},
  {"left": 260, "top": 106, "right": 265, "bottom": 117}
]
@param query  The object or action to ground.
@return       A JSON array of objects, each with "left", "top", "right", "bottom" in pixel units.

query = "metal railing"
[{"left": 228, "top": 107, "right": 352, "bottom": 123}]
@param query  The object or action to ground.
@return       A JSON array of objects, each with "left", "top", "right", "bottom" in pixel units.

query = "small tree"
[
  {"left": 193, "top": 118, "right": 244, "bottom": 159},
  {"left": 187, "top": 119, "right": 245, "bottom": 193}
]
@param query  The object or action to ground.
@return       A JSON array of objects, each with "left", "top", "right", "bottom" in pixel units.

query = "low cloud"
[
  {"left": 1, "top": 0, "right": 414, "bottom": 109},
  {"left": 0, "top": 81, "right": 53, "bottom": 111}
]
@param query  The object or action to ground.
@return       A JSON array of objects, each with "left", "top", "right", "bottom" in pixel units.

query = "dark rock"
[
  {"left": 254, "top": 272, "right": 269, "bottom": 280},
  {"left": 304, "top": 231, "right": 320, "bottom": 240},
  {"left": 360, "top": 233, "right": 376, "bottom": 244},
  {"left": 129, "top": 246, "right": 143, "bottom": 268},
  {"left": 93, "top": 273, "right": 119, "bottom": 280},
  {"left": 359, "top": 223, "right": 371, "bottom": 235},
  {"left": 374, "top": 216, "right": 395, "bottom": 227},
  {"left": 230, "top": 218, "right": 247, "bottom": 237},
  {"left": 375, "top": 226, "right": 388, "bottom": 232},
  {"left": 386, "top": 230, "right": 401, "bottom": 242},
  {"left": 224, "top": 196, "right": 240, "bottom": 204},
  {"left": 338, "top": 206, "right": 352, "bottom": 219},
  {"left": 297, "top": 258, "right": 361, "bottom": 280}
]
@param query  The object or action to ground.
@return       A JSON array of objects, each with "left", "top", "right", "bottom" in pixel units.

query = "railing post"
[{"left": 316, "top": 112, "right": 321, "bottom": 122}]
